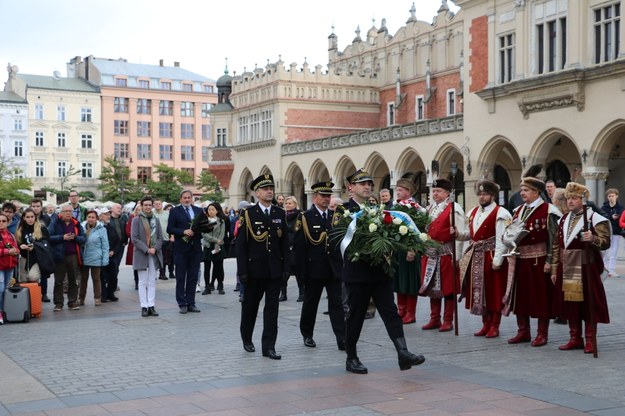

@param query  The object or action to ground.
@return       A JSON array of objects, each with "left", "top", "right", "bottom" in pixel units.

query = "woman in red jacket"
[{"left": 0, "top": 213, "right": 20, "bottom": 324}]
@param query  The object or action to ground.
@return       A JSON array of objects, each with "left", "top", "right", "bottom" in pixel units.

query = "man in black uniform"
[
  {"left": 295, "top": 181, "right": 346, "bottom": 350},
  {"left": 236, "top": 174, "right": 290, "bottom": 360},
  {"left": 335, "top": 169, "right": 425, "bottom": 374}
]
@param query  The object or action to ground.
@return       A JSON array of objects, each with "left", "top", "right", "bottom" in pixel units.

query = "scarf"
[{"left": 139, "top": 211, "right": 157, "bottom": 248}]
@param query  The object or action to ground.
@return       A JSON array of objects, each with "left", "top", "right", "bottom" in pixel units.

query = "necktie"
[
  {"left": 322, "top": 212, "right": 327, "bottom": 221},
  {"left": 185, "top": 206, "right": 192, "bottom": 221},
  {"left": 264, "top": 208, "right": 270, "bottom": 217},
  {"left": 521, "top": 206, "right": 530, "bottom": 222}
]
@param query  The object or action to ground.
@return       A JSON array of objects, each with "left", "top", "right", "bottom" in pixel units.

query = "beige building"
[
  {"left": 5, "top": 69, "right": 101, "bottom": 202},
  {"left": 211, "top": 0, "right": 625, "bottom": 210}
]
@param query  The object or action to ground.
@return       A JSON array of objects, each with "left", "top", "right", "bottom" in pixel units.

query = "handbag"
[
  {"left": 19, "top": 256, "right": 41, "bottom": 282},
  {"left": 33, "top": 240, "right": 56, "bottom": 275}
]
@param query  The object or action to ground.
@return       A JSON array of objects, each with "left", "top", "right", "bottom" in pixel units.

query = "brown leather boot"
[
  {"left": 559, "top": 320, "right": 584, "bottom": 350},
  {"left": 507, "top": 315, "right": 531, "bottom": 344},
  {"left": 531, "top": 318, "right": 550, "bottom": 347},
  {"left": 474, "top": 313, "right": 491, "bottom": 337},
  {"left": 421, "top": 298, "right": 442, "bottom": 330},
  {"left": 486, "top": 312, "right": 501, "bottom": 338}
]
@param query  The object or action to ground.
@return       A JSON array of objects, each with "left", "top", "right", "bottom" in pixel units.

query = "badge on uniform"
[{"left": 277, "top": 229, "right": 283, "bottom": 238}]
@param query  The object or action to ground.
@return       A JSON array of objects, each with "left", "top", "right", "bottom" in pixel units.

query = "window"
[
  {"left": 160, "top": 81, "right": 171, "bottom": 90},
  {"left": 181, "top": 101, "right": 194, "bottom": 117},
  {"left": 115, "top": 78, "right": 127, "bottom": 87},
  {"left": 594, "top": 3, "right": 621, "bottom": 64},
  {"left": 182, "top": 83, "right": 193, "bottom": 92},
  {"left": 14, "top": 119, "right": 23, "bottom": 130},
  {"left": 201, "top": 103, "right": 212, "bottom": 118},
  {"left": 202, "top": 124, "right": 211, "bottom": 140},
  {"left": 35, "top": 161, "right": 45, "bottom": 177},
  {"left": 137, "top": 167, "right": 151, "bottom": 184},
  {"left": 159, "top": 145, "right": 173, "bottom": 160},
  {"left": 202, "top": 146, "right": 210, "bottom": 162},
  {"left": 387, "top": 103, "right": 395, "bottom": 126},
  {"left": 138, "top": 80, "right": 150, "bottom": 88},
  {"left": 57, "top": 132, "right": 66, "bottom": 147},
  {"left": 14, "top": 140, "right": 23, "bottom": 157},
  {"left": 261, "top": 110, "right": 272, "bottom": 140},
  {"left": 181, "top": 123, "right": 194, "bottom": 139},
  {"left": 57, "top": 161, "right": 67, "bottom": 177},
  {"left": 498, "top": 33, "right": 515, "bottom": 83},
  {"left": 137, "top": 144, "right": 151, "bottom": 159},
  {"left": 114, "top": 97, "right": 129, "bottom": 113},
  {"left": 159, "top": 100, "right": 173, "bottom": 115},
  {"left": 534, "top": 1, "right": 567, "bottom": 74},
  {"left": 203, "top": 85, "right": 214, "bottom": 93},
  {"left": 114, "top": 143, "right": 129, "bottom": 159},
  {"left": 114, "top": 120, "right": 128, "bottom": 135},
  {"left": 137, "top": 99, "right": 152, "bottom": 114},
  {"left": 180, "top": 145, "right": 194, "bottom": 160},
  {"left": 217, "top": 128, "right": 227, "bottom": 147},
  {"left": 447, "top": 89, "right": 456, "bottom": 116},
  {"left": 35, "top": 104, "right": 44, "bottom": 120},
  {"left": 81, "top": 107, "right": 92, "bottom": 122},
  {"left": 81, "top": 162, "right": 93, "bottom": 178},
  {"left": 415, "top": 95, "right": 425, "bottom": 121},
  {"left": 57, "top": 105, "right": 65, "bottom": 121},
  {"left": 35, "top": 131, "right": 44, "bottom": 147},
  {"left": 81, "top": 134, "right": 93, "bottom": 149},
  {"left": 159, "top": 122, "right": 173, "bottom": 138},
  {"left": 238, "top": 116, "right": 248, "bottom": 143},
  {"left": 137, "top": 121, "right": 151, "bottom": 137}
]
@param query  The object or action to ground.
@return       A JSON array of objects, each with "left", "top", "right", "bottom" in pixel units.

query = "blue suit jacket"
[{"left": 167, "top": 204, "right": 204, "bottom": 253}]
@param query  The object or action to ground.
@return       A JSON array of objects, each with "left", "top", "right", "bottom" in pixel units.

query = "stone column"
[{"left": 582, "top": 170, "right": 609, "bottom": 203}]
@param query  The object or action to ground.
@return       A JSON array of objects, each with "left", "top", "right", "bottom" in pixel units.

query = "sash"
[
  {"left": 419, "top": 242, "right": 453, "bottom": 298},
  {"left": 458, "top": 236, "right": 496, "bottom": 315},
  {"left": 562, "top": 249, "right": 584, "bottom": 302}
]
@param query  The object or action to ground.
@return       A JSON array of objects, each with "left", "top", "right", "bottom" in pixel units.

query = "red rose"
[{"left": 384, "top": 213, "right": 393, "bottom": 224}]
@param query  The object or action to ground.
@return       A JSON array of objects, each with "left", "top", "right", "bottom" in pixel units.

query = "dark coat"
[
  {"left": 48, "top": 215, "right": 86, "bottom": 263},
  {"left": 167, "top": 204, "right": 205, "bottom": 253},
  {"left": 235, "top": 204, "right": 289, "bottom": 279},
  {"left": 294, "top": 206, "right": 339, "bottom": 280}
]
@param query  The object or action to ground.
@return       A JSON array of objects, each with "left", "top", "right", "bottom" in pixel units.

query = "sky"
[{"left": 1, "top": 0, "right": 460, "bottom": 82}]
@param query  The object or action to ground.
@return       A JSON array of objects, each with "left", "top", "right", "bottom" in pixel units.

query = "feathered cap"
[{"left": 521, "top": 164, "right": 545, "bottom": 193}]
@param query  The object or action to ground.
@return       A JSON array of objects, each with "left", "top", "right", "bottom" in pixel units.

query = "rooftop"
[
  {"left": 17, "top": 74, "right": 99, "bottom": 93},
  {"left": 0, "top": 91, "right": 27, "bottom": 103},
  {"left": 89, "top": 57, "right": 215, "bottom": 83}
]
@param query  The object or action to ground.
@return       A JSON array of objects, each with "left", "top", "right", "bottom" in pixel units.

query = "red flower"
[{"left": 383, "top": 213, "right": 393, "bottom": 224}]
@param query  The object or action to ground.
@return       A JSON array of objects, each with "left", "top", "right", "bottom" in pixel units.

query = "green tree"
[
  {"left": 98, "top": 156, "right": 143, "bottom": 204},
  {"left": 41, "top": 164, "right": 81, "bottom": 203},
  {"left": 0, "top": 156, "right": 33, "bottom": 203},
  {"left": 196, "top": 169, "right": 224, "bottom": 203},
  {"left": 144, "top": 164, "right": 193, "bottom": 202}
]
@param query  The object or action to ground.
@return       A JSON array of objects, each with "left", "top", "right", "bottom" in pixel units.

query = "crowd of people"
[{"left": 0, "top": 167, "right": 616, "bottom": 371}]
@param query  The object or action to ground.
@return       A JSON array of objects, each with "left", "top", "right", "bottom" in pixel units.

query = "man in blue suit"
[{"left": 167, "top": 190, "right": 204, "bottom": 314}]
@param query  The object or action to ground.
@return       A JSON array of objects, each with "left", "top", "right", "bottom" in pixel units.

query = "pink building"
[{"left": 68, "top": 56, "right": 217, "bottom": 194}]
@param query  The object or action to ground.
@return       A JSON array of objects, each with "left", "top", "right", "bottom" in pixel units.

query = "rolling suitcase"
[
  {"left": 3, "top": 286, "right": 31, "bottom": 323},
  {"left": 19, "top": 282, "right": 42, "bottom": 318}
]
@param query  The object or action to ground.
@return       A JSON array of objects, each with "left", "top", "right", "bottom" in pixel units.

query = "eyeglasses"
[{"left": 61, "top": 210, "right": 73, "bottom": 213}]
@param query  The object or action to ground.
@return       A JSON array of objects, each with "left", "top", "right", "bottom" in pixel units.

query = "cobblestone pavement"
[{"left": 1, "top": 258, "right": 624, "bottom": 415}]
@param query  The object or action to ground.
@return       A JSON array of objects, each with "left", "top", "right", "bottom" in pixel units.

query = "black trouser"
[
  {"left": 159, "top": 241, "right": 174, "bottom": 277},
  {"left": 300, "top": 277, "right": 345, "bottom": 344},
  {"left": 101, "top": 251, "right": 121, "bottom": 300},
  {"left": 240, "top": 277, "right": 281, "bottom": 352},
  {"left": 344, "top": 279, "right": 404, "bottom": 358},
  {"left": 204, "top": 247, "right": 224, "bottom": 289}
]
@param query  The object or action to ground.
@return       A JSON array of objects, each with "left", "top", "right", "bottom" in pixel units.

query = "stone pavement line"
[{"left": 0, "top": 352, "right": 54, "bottom": 405}]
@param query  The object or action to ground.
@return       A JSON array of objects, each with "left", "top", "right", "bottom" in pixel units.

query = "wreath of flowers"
[{"left": 330, "top": 203, "right": 438, "bottom": 276}]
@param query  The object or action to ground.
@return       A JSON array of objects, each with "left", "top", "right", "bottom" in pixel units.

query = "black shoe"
[
  {"left": 346, "top": 357, "right": 368, "bottom": 374},
  {"left": 100, "top": 297, "right": 108, "bottom": 303},
  {"left": 303, "top": 337, "right": 316, "bottom": 348},
  {"left": 42, "top": 295, "right": 51, "bottom": 303},
  {"left": 201, "top": 289, "right": 211, "bottom": 295},
  {"left": 158, "top": 276, "right": 168, "bottom": 280},
  {"left": 554, "top": 317, "right": 568, "bottom": 325},
  {"left": 297, "top": 295, "right": 304, "bottom": 302},
  {"left": 169, "top": 274, "right": 175, "bottom": 280},
  {"left": 239, "top": 295, "right": 244, "bottom": 303},
  {"left": 209, "top": 283, "right": 215, "bottom": 291},
  {"left": 187, "top": 305, "right": 201, "bottom": 313},
  {"left": 279, "top": 294, "right": 287, "bottom": 302},
  {"left": 148, "top": 306, "right": 159, "bottom": 317},
  {"left": 243, "top": 342, "right": 255, "bottom": 352},
  {"left": 108, "top": 296, "right": 119, "bottom": 302},
  {"left": 135, "top": 285, "right": 138, "bottom": 290},
  {"left": 322, "top": 311, "right": 330, "bottom": 315},
  {"left": 234, "top": 283, "right": 240, "bottom": 292},
  {"left": 364, "top": 312, "right": 375, "bottom": 319},
  {"left": 337, "top": 341, "right": 346, "bottom": 351},
  {"left": 262, "top": 349, "right": 282, "bottom": 360},
  {"left": 179, "top": 306, "right": 188, "bottom": 314},
  {"left": 141, "top": 307, "right": 149, "bottom": 317},
  {"left": 219, "top": 289, "right": 225, "bottom": 295}
]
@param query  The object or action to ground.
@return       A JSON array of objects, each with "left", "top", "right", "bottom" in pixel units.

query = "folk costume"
[
  {"left": 420, "top": 178, "right": 465, "bottom": 332},
  {"left": 458, "top": 179, "right": 511, "bottom": 338},
  {"left": 551, "top": 183, "right": 610, "bottom": 354}
]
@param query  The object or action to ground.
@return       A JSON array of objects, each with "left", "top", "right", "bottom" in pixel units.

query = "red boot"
[
  {"left": 531, "top": 318, "right": 549, "bottom": 347},
  {"left": 397, "top": 293, "right": 407, "bottom": 320},
  {"left": 559, "top": 320, "right": 584, "bottom": 350},
  {"left": 402, "top": 295, "right": 417, "bottom": 324},
  {"left": 474, "top": 313, "right": 491, "bottom": 336},
  {"left": 507, "top": 315, "right": 531, "bottom": 344},
  {"left": 584, "top": 322, "right": 597, "bottom": 354},
  {"left": 486, "top": 312, "right": 501, "bottom": 338},
  {"left": 422, "top": 298, "right": 442, "bottom": 330},
  {"left": 439, "top": 297, "right": 455, "bottom": 332}
]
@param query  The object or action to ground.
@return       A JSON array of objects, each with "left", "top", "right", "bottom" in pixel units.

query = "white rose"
[
  {"left": 392, "top": 218, "right": 402, "bottom": 225},
  {"left": 368, "top": 208, "right": 377, "bottom": 216},
  {"left": 419, "top": 232, "right": 429, "bottom": 241},
  {"left": 369, "top": 223, "right": 378, "bottom": 232},
  {"left": 399, "top": 225, "right": 408, "bottom": 235},
  {"left": 343, "top": 210, "right": 351, "bottom": 218}
]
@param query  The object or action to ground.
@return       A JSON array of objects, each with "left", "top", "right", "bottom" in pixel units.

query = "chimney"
[
  {"left": 159, "top": 59, "right": 164, "bottom": 67},
  {"left": 174, "top": 61, "right": 180, "bottom": 67}
]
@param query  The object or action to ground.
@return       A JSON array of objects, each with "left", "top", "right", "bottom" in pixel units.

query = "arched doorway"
[
  {"left": 546, "top": 160, "right": 571, "bottom": 188},
  {"left": 494, "top": 164, "right": 512, "bottom": 207}
]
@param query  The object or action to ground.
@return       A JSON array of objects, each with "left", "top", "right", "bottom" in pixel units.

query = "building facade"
[
  {"left": 69, "top": 56, "right": 218, "bottom": 196},
  {"left": 0, "top": 67, "right": 29, "bottom": 178},
  {"left": 211, "top": 0, "right": 625, "bottom": 211},
  {"left": 4, "top": 67, "right": 101, "bottom": 202}
]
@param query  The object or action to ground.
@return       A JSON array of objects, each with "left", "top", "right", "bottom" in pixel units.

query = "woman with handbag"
[
  {"left": 80, "top": 210, "right": 109, "bottom": 306},
  {"left": 201, "top": 202, "right": 226, "bottom": 295},
  {"left": 0, "top": 213, "right": 20, "bottom": 324},
  {"left": 16, "top": 208, "right": 50, "bottom": 284}
]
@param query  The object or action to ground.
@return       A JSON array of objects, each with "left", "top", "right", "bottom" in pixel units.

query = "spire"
[
  {"left": 407, "top": 3, "right": 417, "bottom": 23},
  {"left": 438, "top": 0, "right": 450, "bottom": 13},
  {"left": 223, "top": 57, "right": 229, "bottom": 75},
  {"left": 353, "top": 25, "right": 362, "bottom": 42}
]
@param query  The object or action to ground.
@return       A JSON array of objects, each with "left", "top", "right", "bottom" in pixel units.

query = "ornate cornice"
[{"left": 233, "top": 139, "right": 276, "bottom": 152}]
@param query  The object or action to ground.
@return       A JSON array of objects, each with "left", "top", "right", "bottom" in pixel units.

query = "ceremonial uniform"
[
  {"left": 420, "top": 178, "right": 465, "bottom": 332},
  {"left": 236, "top": 175, "right": 290, "bottom": 359},
  {"left": 551, "top": 183, "right": 610, "bottom": 354},
  {"left": 295, "top": 181, "right": 345, "bottom": 350},
  {"left": 458, "top": 179, "right": 511, "bottom": 338}
]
